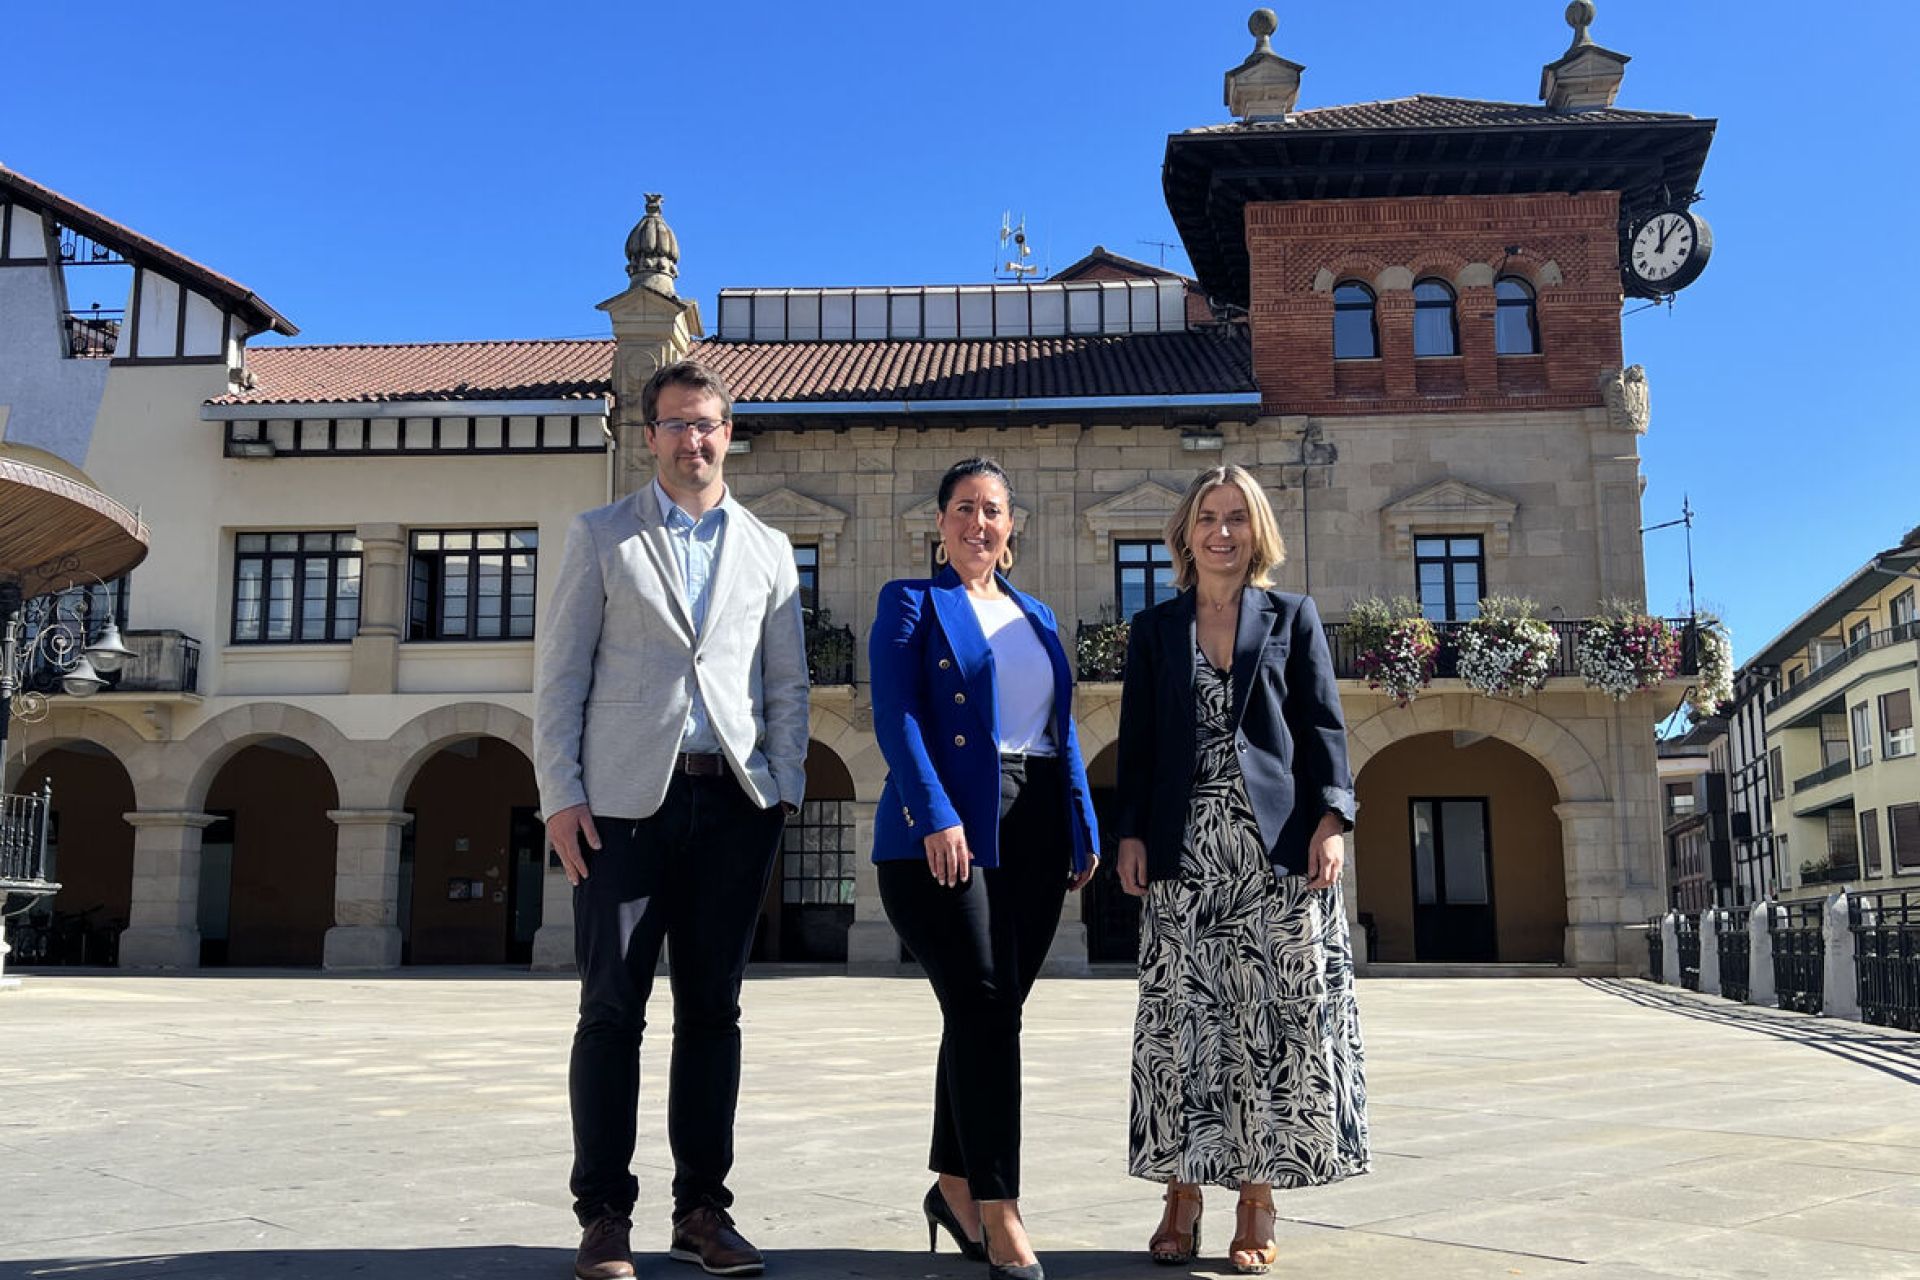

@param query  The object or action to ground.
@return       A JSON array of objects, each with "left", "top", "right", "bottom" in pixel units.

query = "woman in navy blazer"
[
  {"left": 870, "top": 458, "right": 1098, "bottom": 1280},
  {"left": 1114, "top": 465, "right": 1368, "bottom": 1274}
]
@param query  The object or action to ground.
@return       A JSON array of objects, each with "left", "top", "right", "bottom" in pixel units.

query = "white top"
[{"left": 969, "top": 593, "right": 1057, "bottom": 757}]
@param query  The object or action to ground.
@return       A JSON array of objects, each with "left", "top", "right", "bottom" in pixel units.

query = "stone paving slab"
[{"left": 0, "top": 973, "right": 1916, "bottom": 1279}]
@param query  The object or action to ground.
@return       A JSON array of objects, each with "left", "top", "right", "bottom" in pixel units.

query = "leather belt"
[{"left": 675, "top": 752, "right": 728, "bottom": 777}]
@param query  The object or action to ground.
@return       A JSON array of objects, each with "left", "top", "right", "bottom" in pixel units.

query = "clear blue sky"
[{"left": 4, "top": 1, "right": 1913, "bottom": 663}]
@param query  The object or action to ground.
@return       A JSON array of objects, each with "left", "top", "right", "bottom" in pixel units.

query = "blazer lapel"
[
  {"left": 1230, "top": 588, "right": 1278, "bottom": 730},
  {"left": 927, "top": 567, "right": 995, "bottom": 734},
  {"left": 633, "top": 484, "right": 697, "bottom": 641},
  {"left": 694, "top": 492, "right": 746, "bottom": 651}
]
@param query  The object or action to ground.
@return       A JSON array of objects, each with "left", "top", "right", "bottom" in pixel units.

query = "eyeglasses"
[{"left": 649, "top": 418, "right": 728, "bottom": 438}]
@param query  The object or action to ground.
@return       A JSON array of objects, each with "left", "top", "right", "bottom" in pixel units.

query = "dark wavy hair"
[{"left": 937, "top": 457, "right": 1014, "bottom": 511}]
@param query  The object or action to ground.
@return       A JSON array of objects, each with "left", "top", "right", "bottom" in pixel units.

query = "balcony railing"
[
  {"left": 1851, "top": 889, "right": 1920, "bottom": 1032},
  {"left": 1791, "top": 757, "right": 1852, "bottom": 794},
  {"left": 1768, "top": 900, "right": 1826, "bottom": 1015},
  {"left": 63, "top": 307, "right": 122, "bottom": 359},
  {"left": 805, "top": 622, "right": 854, "bottom": 687},
  {"left": 1675, "top": 912, "right": 1702, "bottom": 991},
  {"left": 0, "top": 784, "right": 59, "bottom": 914},
  {"left": 1766, "top": 620, "right": 1920, "bottom": 716},
  {"left": 1712, "top": 906, "right": 1750, "bottom": 1002},
  {"left": 105, "top": 630, "right": 201, "bottom": 694}
]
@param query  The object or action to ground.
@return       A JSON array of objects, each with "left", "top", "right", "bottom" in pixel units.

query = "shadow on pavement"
[{"left": 1585, "top": 977, "right": 1920, "bottom": 1085}]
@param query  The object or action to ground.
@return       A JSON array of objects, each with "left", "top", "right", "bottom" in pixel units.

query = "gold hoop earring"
[
  {"left": 998, "top": 545, "right": 1015, "bottom": 572},
  {"left": 934, "top": 543, "right": 950, "bottom": 566}
]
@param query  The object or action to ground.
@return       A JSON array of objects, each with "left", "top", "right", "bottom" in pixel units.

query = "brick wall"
[{"left": 1246, "top": 192, "right": 1624, "bottom": 416}]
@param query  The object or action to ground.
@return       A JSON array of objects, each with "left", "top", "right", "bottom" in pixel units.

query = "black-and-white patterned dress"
[{"left": 1128, "top": 642, "right": 1370, "bottom": 1189}]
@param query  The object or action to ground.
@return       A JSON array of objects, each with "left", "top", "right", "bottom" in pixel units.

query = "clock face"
[{"left": 1629, "top": 211, "right": 1702, "bottom": 288}]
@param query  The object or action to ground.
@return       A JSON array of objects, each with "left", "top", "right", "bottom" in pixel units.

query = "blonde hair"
[{"left": 1165, "top": 465, "right": 1287, "bottom": 591}]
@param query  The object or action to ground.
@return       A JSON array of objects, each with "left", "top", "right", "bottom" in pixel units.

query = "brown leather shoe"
[
  {"left": 669, "top": 1205, "right": 765, "bottom": 1276},
  {"left": 575, "top": 1212, "right": 635, "bottom": 1280}
]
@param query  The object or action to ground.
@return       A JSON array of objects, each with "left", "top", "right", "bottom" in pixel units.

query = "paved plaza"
[{"left": 2, "top": 972, "right": 1918, "bottom": 1279}]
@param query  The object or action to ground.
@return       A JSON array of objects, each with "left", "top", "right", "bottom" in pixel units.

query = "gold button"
[
  {"left": 954, "top": 734, "right": 967, "bottom": 747},
  {"left": 954, "top": 692, "right": 966, "bottom": 704},
  {"left": 939, "top": 658, "right": 952, "bottom": 670}
]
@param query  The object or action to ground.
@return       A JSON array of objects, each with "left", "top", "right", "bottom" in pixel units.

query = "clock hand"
[{"left": 1655, "top": 216, "right": 1676, "bottom": 254}]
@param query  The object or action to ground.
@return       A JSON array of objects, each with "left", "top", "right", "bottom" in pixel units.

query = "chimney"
[
  {"left": 1540, "top": 0, "right": 1630, "bottom": 111},
  {"left": 1225, "top": 9, "right": 1305, "bottom": 122}
]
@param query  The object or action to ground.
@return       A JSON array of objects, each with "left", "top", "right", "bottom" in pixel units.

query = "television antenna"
[{"left": 995, "top": 212, "right": 1041, "bottom": 280}]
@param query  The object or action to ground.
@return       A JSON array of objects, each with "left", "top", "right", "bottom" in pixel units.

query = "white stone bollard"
[
  {"left": 1747, "top": 902, "right": 1776, "bottom": 1007},
  {"left": 1699, "top": 909, "right": 1721, "bottom": 996},
  {"left": 1822, "top": 892, "right": 1860, "bottom": 1021},
  {"left": 1659, "top": 912, "right": 1680, "bottom": 985},
  {"left": 0, "top": 915, "right": 15, "bottom": 991}
]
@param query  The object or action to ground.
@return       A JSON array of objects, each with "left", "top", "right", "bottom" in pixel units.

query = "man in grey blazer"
[{"left": 535, "top": 358, "right": 809, "bottom": 1279}]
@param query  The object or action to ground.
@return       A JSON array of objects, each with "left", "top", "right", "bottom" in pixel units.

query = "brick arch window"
[
  {"left": 1332, "top": 281, "right": 1377, "bottom": 360},
  {"left": 1412, "top": 278, "right": 1458, "bottom": 356},
  {"left": 1495, "top": 276, "right": 1539, "bottom": 355}
]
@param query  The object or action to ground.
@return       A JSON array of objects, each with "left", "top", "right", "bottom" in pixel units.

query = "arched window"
[
  {"left": 1412, "top": 279, "right": 1457, "bottom": 356},
  {"left": 1332, "top": 282, "right": 1376, "bottom": 359},
  {"left": 1495, "top": 276, "right": 1538, "bottom": 355}
]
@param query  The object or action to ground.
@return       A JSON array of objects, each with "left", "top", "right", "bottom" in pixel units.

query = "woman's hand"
[
  {"left": 923, "top": 825, "right": 972, "bottom": 887},
  {"left": 1068, "top": 855, "right": 1099, "bottom": 892},
  {"left": 1305, "top": 814, "right": 1346, "bottom": 890},
  {"left": 1117, "top": 837, "right": 1150, "bottom": 897}
]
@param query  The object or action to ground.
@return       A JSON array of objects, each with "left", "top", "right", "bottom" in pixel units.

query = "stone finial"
[
  {"left": 624, "top": 193, "right": 680, "bottom": 294},
  {"left": 1225, "top": 8, "right": 1305, "bottom": 121},
  {"left": 1540, "top": 0, "right": 1629, "bottom": 111}
]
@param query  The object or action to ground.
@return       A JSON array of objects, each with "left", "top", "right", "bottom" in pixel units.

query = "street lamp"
[{"left": 1, "top": 579, "right": 127, "bottom": 768}]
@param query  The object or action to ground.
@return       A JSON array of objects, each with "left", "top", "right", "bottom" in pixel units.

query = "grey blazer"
[{"left": 533, "top": 483, "right": 811, "bottom": 820}]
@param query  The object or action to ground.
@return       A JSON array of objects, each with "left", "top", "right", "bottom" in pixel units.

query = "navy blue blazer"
[
  {"left": 868, "top": 568, "right": 1099, "bottom": 872},
  {"left": 1115, "top": 588, "right": 1356, "bottom": 880}
]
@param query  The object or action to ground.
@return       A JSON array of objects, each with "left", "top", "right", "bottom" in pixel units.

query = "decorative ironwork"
[
  {"left": 0, "top": 782, "right": 58, "bottom": 918},
  {"left": 1646, "top": 914, "right": 1664, "bottom": 980},
  {"left": 56, "top": 227, "right": 127, "bottom": 267},
  {"left": 1713, "top": 906, "right": 1750, "bottom": 1002},
  {"left": 1767, "top": 900, "right": 1826, "bottom": 1015},
  {"left": 805, "top": 618, "right": 855, "bottom": 687},
  {"left": 63, "top": 306, "right": 122, "bottom": 359},
  {"left": 1675, "top": 912, "right": 1701, "bottom": 990},
  {"left": 1851, "top": 889, "right": 1920, "bottom": 1032}
]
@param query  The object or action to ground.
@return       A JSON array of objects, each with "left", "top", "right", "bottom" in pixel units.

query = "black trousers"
[
  {"left": 568, "top": 771, "right": 783, "bottom": 1225},
  {"left": 877, "top": 755, "right": 1071, "bottom": 1201}
]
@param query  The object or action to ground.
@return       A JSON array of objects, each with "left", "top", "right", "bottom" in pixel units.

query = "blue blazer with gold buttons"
[{"left": 868, "top": 567, "right": 1098, "bottom": 872}]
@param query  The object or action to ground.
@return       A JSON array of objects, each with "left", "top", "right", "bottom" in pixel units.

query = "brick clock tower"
[{"left": 1163, "top": 5, "right": 1718, "bottom": 971}]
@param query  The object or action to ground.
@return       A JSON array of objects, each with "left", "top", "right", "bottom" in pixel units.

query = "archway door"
[
  {"left": 1081, "top": 743, "right": 1141, "bottom": 966},
  {"left": 400, "top": 737, "right": 542, "bottom": 965},
  {"left": 13, "top": 743, "right": 135, "bottom": 966},
  {"left": 1355, "top": 732, "right": 1566, "bottom": 965},
  {"left": 753, "top": 741, "right": 857, "bottom": 963},
  {"left": 200, "top": 738, "right": 340, "bottom": 967}
]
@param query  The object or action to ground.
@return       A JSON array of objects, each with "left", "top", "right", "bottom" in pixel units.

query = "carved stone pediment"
[
  {"left": 902, "top": 496, "right": 1030, "bottom": 566},
  {"left": 1081, "top": 481, "right": 1183, "bottom": 554},
  {"left": 1382, "top": 478, "right": 1518, "bottom": 555},
  {"left": 747, "top": 486, "right": 849, "bottom": 564}
]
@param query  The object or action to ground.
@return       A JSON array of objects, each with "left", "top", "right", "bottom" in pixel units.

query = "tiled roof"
[
  {"left": 695, "top": 331, "right": 1255, "bottom": 404},
  {"left": 1183, "top": 94, "right": 1694, "bottom": 134},
  {"left": 217, "top": 330, "right": 1256, "bottom": 408},
  {"left": 0, "top": 163, "right": 296, "bottom": 336},
  {"left": 217, "top": 339, "right": 616, "bottom": 405}
]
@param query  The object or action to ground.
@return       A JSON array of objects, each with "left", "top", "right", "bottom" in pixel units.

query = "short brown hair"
[
  {"left": 1165, "top": 465, "right": 1287, "bottom": 591},
  {"left": 641, "top": 358, "right": 734, "bottom": 425}
]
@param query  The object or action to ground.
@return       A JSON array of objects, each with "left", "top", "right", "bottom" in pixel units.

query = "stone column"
[
  {"left": 348, "top": 523, "right": 406, "bottom": 695},
  {"left": 321, "top": 809, "right": 411, "bottom": 970},
  {"left": 1822, "top": 892, "right": 1860, "bottom": 1021},
  {"left": 1659, "top": 912, "right": 1679, "bottom": 985},
  {"left": 118, "top": 810, "right": 220, "bottom": 969},
  {"left": 1698, "top": 908, "right": 1721, "bottom": 995},
  {"left": 844, "top": 801, "right": 899, "bottom": 972},
  {"left": 600, "top": 196, "right": 701, "bottom": 502},
  {"left": 1555, "top": 799, "right": 1639, "bottom": 972},
  {"left": 531, "top": 851, "right": 576, "bottom": 973},
  {"left": 1746, "top": 902, "right": 1776, "bottom": 1007}
]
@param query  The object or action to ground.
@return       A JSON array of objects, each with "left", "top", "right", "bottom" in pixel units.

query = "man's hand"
[
  {"left": 1117, "top": 837, "right": 1149, "bottom": 897},
  {"left": 923, "top": 825, "right": 972, "bottom": 888},
  {"left": 547, "top": 804, "right": 601, "bottom": 887},
  {"left": 1305, "top": 814, "right": 1346, "bottom": 890}
]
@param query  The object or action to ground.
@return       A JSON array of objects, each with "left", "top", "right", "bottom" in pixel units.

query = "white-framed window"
[
  {"left": 1882, "top": 688, "right": 1916, "bottom": 760},
  {"left": 1853, "top": 702, "right": 1874, "bottom": 768}
]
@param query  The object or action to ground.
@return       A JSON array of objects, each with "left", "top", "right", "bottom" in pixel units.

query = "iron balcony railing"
[
  {"left": 1082, "top": 615, "right": 1703, "bottom": 684},
  {"left": 1791, "top": 757, "right": 1852, "bottom": 794},
  {"left": 0, "top": 784, "right": 58, "bottom": 913},
  {"left": 1850, "top": 889, "right": 1920, "bottom": 1033},
  {"left": 63, "top": 307, "right": 122, "bottom": 359},
  {"left": 805, "top": 622, "right": 854, "bottom": 687},
  {"left": 107, "top": 630, "right": 201, "bottom": 694},
  {"left": 1712, "top": 906, "right": 1750, "bottom": 1002},
  {"left": 1675, "top": 912, "right": 1702, "bottom": 991},
  {"left": 1766, "top": 620, "right": 1920, "bottom": 716},
  {"left": 1767, "top": 900, "right": 1826, "bottom": 1015},
  {"left": 1646, "top": 915, "right": 1665, "bottom": 981}
]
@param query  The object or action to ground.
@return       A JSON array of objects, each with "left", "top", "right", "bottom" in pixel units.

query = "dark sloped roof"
[
  {"left": 0, "top": 163, "right": 296, "bottom": 337},
  {"left": 216, "top": 339, "right": 616, "bottom": 405},
  {"left": 1181, "top": 94, "right": 1692, "bottom": 134}
]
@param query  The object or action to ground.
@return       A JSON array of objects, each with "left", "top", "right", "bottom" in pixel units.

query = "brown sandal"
[
  {"left": 1148, "top": 1181, "right": 1202, "bottom": 1265},
  {"left": 1229, "top": 1196, "right": 1277, "bottom": 1274}
]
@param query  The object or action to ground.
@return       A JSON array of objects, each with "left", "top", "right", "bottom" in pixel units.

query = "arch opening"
[
  {"left": 399, "top": 735, "right": 541, "bottom": 966},
  {"left": 11, "top": 740, "right": 136, "bottom": 966},
  {"left": 202, "top": 736, "right": 340, "bottom": 967}
]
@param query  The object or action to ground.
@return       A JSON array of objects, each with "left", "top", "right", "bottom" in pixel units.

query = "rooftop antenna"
[
  {"left": 1137, "top": 239, "right": 1181, "bottom": 269},
  {"left": 996, "top": 212, "right": 1040, "bottom": 280}
]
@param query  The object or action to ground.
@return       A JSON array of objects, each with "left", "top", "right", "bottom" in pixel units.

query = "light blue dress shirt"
[{"left": 653, "top": 478, "right": 728, "bottom": 754}]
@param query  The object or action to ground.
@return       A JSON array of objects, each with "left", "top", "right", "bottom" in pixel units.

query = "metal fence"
[
  {"left": 0, "top": 785, "right": 55, "bottom": 889},
  {"left": 1713, "top": 906, "right": 1750, "bottom": 1003},
  {"left": 1646, "top": 915, "right": 1665, "bottom": 981},
  {"left": 1768, "top": 900, "right": 1826, "bottom": 1015},
  {"left": 1851, "top": 889, "right": 1920, "bottom": 1032},
  {"left": 1675, "top": 912, "right": 1701, "bottom": 991}
]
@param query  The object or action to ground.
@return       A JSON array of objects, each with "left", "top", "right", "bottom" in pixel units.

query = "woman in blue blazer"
[
  {"left": 870, "top": 457, "right": 1098, "bottom": 1280},
  {"left": 1114, "top": 465, "right": 1368, "bottom": 1274}
]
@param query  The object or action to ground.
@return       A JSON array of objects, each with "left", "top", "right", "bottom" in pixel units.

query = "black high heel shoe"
[
  {"left": 923, "top": 1183, "right": 987, "bottom": 1261},
  {"left": 980, "top": 1218, "right": 1045, "bottom": 1280}
]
